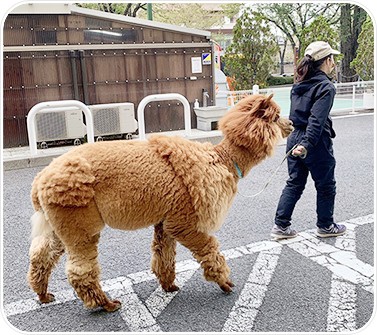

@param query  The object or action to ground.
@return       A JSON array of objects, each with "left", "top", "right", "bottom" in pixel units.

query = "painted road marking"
[
  {"left": 3, "top": 214, "right": 374, "bottom": 332},
  {"left": 145, "top": 269, "right": 197, "bottom": 318},
  {"left": 108, "top": 278, "right": 161, "bottom": 332},
  {"left": 327, "top": 278, "right": 356, "bottom": 332},
  {"left": 222, "top": 246, "right": 282, "bottom": 332},
  {"left": 327, "top": 219, "right": 360, "bottom": 331}
]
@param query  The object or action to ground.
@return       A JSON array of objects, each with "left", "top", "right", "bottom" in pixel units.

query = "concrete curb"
[{"left": 3, "top": 154, "right": 64, "bottom": 171}]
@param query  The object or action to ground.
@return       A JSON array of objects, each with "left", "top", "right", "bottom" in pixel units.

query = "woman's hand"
[{"left": 292, "top": 145, "right": 307, "bottom": 159}]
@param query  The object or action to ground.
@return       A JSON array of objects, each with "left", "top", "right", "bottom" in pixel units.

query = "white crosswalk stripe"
[
  {"left": 327, "top": 278, "right": 357, "bottom": 331},
  {"left": 327, "top": 219, "right": 364, "bottom": 331},
  {"left": 222, "top": 246, "right": 282, "bottom": 332},
  {"left": 3, "top": 214, "right": 373, "bottom": 332},
  {"left": 145, "top": 269, "right": 197, "bottom": 318}
]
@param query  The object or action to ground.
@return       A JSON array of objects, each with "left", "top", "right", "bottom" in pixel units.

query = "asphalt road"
[{"left": 1, "top": 113, "right": 375, "bottom": 333}]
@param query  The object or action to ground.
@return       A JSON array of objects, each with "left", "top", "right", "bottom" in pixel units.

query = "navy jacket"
[{"left": 289, "top": 70, "right": 336, "bottom": 151}]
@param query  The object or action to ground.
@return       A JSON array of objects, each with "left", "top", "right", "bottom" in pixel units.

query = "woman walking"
[{"left": 271, "top": 41, "right": 346, "bottom": 239}]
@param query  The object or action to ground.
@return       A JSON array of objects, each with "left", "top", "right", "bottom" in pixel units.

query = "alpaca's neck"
[{"left": 214, "top": 138, "right": 264, "bottom": 179}]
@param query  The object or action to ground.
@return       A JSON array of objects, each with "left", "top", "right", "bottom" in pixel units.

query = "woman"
[{"left": 271, "top": 41, "right": 346, "bottom": 239}]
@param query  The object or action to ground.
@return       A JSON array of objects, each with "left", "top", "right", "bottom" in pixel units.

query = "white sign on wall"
[{"left": 191, "top": 57, "right": 202, "bottom": 73}]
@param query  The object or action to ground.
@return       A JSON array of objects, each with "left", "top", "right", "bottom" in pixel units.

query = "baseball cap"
[{"left": 305, "top": 41, "right": 340, "bottom": 61}]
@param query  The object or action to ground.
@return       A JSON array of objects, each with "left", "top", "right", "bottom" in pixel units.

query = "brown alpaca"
[{"left": 27, "top": 94, "right": 293, "bottom": 312}]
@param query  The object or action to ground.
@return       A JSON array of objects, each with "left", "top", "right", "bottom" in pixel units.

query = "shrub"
[{"left": 267, "top": 75, "right": 294, "bottom": 86}]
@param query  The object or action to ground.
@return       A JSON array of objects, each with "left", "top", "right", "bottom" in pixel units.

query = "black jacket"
[{"left": 289, "top": 70, "right": 336, "bottom": 151}]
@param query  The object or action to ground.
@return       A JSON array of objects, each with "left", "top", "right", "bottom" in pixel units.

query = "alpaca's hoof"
[
  {"left": 163, "top": 284, "right": 180, "bottom": 293},
  {"left": 220, "top": 280, "right": 234, "bottom": 293},
  {"left": 38, "top": 293, "right": 55, "bottom": 304},
  {"left": 103, "top": 299, "right": 122, "bottom": 312}
]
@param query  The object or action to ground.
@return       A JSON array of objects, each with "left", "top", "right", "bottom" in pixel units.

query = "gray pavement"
[{"left": 1, "top": 112, "right": 375, "bottom": 333}]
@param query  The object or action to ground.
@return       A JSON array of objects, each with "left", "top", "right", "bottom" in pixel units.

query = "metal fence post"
[
  {"left": 137, "top": 93, "right": 191, "bottom": 140},
  {"left": 351, "top": 84, "right": 356, "bottom": 114},
  {"left": 27, "top": 100, "right": 94, "bottom": 156}
]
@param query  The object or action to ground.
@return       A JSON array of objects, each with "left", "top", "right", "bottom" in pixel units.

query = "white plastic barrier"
[
  {"left": 137, "top": 93, "right": 192, "bottom": 140},
  {"left": 27, "top": 100, "right": 94, "bottom": 156},
  {"left": 215, "top": 68, "right": 228, "bottom": 108}
]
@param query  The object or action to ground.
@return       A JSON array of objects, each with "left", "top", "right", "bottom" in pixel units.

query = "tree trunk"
[
  {"left": 340, "top": 4, "right": 367, "bottom": 82},
  {"left": 279, "top": 40, "right": 287, "bottom": 75}
]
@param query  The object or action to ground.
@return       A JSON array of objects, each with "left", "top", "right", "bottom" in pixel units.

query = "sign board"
[
  {"left": 202, "top": 53, "right": 211, "bottom": 65},
  {"left": 191, "top": 57, "right": 202, "bottom": 73}
]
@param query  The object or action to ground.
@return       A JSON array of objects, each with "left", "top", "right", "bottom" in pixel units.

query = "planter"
[{"left": 194, "top": 106, "right": 228, "bottom": 131}]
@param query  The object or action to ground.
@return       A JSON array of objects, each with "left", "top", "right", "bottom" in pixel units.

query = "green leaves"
[
  {"left": 223, "top": 8, "right": 278, "bottom": 89},
  {"left": 350, "top": 16, "right": 374, "bottom": 80},
  {"left": 300, "top": 15, "right": 339, "bottom": 59}
]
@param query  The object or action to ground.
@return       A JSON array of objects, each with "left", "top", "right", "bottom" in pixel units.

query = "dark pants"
[{"left": 275, "top": 129, "right": 336, "bottom": 229}]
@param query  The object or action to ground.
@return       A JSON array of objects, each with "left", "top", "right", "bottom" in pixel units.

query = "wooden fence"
[{"left": 3, "top": 11, "right": 214, "bottom": 147}]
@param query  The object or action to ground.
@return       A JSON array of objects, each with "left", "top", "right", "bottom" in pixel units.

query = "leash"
[{"left": 236, "top": 144, "right": 299, "bottom": 198}]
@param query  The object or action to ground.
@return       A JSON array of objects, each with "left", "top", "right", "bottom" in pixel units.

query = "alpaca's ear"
[
  {"left": 218, "top": 93, "right": 280, "bottom": 148},
  {"left": 262, "top": 94, "right": 273, "bottom": 108},
  {"left": 255, "top": 94, "right": 279, "bottom": 121}
]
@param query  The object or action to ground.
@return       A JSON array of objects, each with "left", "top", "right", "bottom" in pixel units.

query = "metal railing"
[
  {"left": 27, "top": 100, "right": 95, "bottom": 156},
  {"left": 137, "top": 93, "right": 191, "bottom": 140},
  {"left": 26, "top": 94, "right": 192, "bottom": 155},
  {"left": 219, "top": 81, "right": 374, "bottom": 114}
]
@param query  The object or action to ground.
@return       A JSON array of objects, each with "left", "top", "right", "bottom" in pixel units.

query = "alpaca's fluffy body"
[
  {"left": 33, "top": 137, "right": 236, "bottom": 233},
  {"left": 27, "top": 94, "right": 293, "bottom": 312}
]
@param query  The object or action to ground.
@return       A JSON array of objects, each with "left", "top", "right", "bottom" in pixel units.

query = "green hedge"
[{"left": 267, "top": 75, "right": 294, "bottom": 86}]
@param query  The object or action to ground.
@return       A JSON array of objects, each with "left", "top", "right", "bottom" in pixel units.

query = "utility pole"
[{"left": 147, "top": 3, "right": 153, "bottom": 20}]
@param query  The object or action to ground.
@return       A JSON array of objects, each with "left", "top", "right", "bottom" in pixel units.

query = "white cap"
[{"left": 305, "top": 41, "right": 340, "bottom": 61}]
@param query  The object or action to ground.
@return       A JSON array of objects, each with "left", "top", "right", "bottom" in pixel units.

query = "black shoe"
[
  {"left": 271, "top": 225, "right": 298, "bottom": 240},
  {"left": 316, "top": 223, "right": 346, "bottom": 238}
]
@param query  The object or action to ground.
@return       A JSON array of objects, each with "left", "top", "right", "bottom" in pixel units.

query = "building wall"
[{"left": 3, "top": 13, "right": 214, "bottom": 147}]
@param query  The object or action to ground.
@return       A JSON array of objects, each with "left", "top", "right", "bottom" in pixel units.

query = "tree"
[
  {"left": 340, "top": 4, "right": 367, "bottom": 82},
  {"left": 78, "top": 3, "right": 240, "bottom": 31},
  {"left": 350, "top": 16, "right": 374, "bottom": 80},
  {"left": 220, "top": 3, "right": 243, "bottom": 20},
  {"left": 223, "top": 8, "right": 278, "bottom": 89},
  {"left": 300, "top": 15, "right": 339, "bottom": 58},
  {"left": 254, "top": 3, "right": 341, "bottom": 56},
  {"left": 277, "top": 37, "right": 288, "bottom": 75},
  {"left": 137, "top": 3, "right": 223, "bottom": 30},
  {"left": 253, "top": 3, "right": 341, "bottom": 76},
  {"left": 76, "top": 3, "right": 147, "bottom": 17}
]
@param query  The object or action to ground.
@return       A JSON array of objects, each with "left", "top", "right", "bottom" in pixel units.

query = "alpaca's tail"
[
  {"left": 30, "top": 211, "right": 53, "bottom": 240},
  {"left": 30, "top": 171, "right": 52, "bottom": 239},
  {"left": 31, "top": 171, "right": 43, "bottom": 211}
]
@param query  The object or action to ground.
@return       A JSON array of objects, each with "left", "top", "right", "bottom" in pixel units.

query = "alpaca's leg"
[
  {"left": 151, "top": 222, "right": 179, "bottom": 292},
  {"left": 64, "top": 233, "right": 121, "bottom": 312},
  {"left": 165, "top": 223, "right": 234, "bottom": 292},
  {"left": 48, "top": 201, "right": 120, "bottom": 312},
  {"left": 27, "top": 231, "right": 65, "bottom": 303}
]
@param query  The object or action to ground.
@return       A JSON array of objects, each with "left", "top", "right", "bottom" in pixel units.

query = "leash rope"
[{"left": 236, "top": 144, "right": 298, "bottom": 199}]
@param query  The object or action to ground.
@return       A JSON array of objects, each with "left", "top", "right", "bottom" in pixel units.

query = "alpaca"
[{"left": 27, "top": 94, "right": 293, "bottom": 312}]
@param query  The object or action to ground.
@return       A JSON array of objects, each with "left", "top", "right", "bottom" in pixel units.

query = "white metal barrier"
[
  {"left": 219, "top": 81, "right": 374, "bottom": 114},
  {"left": 137, "top": 93, "right": 192, "bottom": 140},
  {"left": 27, "top": 100, "right": 94, "bottom": 156}
]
